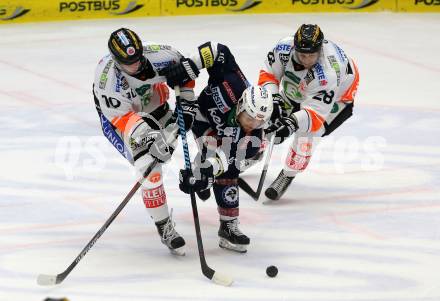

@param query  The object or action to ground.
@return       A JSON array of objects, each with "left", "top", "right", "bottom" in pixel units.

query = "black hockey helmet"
[
  {"left": 108, "top": 28, "right": 143, "bottom": 65},
  {"left": 294, "top": 24, "right": 324, "bottom": 53}
]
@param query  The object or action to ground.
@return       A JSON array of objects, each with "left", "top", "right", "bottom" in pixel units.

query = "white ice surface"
[{"left": 0, "top": 13, "right": 440, "bottom": 301}]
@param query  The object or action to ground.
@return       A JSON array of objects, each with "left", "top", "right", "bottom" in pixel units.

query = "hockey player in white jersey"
[
  {"left": 259, "top": 24, "right": 360, "bottom": 200},
  {"left": 93, "top": 28, "right": 198, "bottom": 255}
]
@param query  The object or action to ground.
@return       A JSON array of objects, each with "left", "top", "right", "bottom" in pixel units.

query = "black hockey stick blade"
[
  {"left": 238, "top": 177, "right": 258, "bottom": 200},
  {"left": 238, "top": 135, "right": 275, "bottom": 201},
  {"left": 37, "top": 160, "right": 158, "bottom": 286}
]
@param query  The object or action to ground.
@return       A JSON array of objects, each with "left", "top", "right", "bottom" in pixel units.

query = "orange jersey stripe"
[
  {"left": 183, "top": 80, "right": 195, "bottom": 89},
  {"left": 111, "top": 111, "right": 142, "bottom": 134},
  {"left": 304, "top": 108, "right": 325, "bottom": 132},
  {"left": 153, "top": 82, "right": 170, "bottom": 105},
  {"left": 341, "top": 60, "right": 360, "bottom": 102},
  {"left": 258, "top": 70, "right": 280, "bottom": 86}
]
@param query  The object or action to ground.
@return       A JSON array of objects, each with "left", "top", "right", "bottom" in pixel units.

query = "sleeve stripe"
[
  {"left": 304, "top": 108, "right": 325, "bottom": 132},
  {"left": 111, "top": 111, "right": 142, "bottom": 134},
  {"left": 258, "top": 70, "right": 280, "bottom": 86}
]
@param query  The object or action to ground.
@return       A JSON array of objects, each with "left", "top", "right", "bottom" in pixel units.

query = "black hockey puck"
[
  {"left": 44, "top": 298, "right": 69, "bottom": 301},
  {"left": 266, "top": 265, "right": 278, "bottom": 277}
]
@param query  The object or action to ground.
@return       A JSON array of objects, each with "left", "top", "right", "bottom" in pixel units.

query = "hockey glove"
[
  {"left": 159, "top": 58, "right": 200, "bottom": 88},
  {"left": 175, "top": 99, "right": 199, "bottom": 131},
  {"left": 179, "top": 164, "right": 215, "bottom": 194},
  {"left": 270, "top": 93, "right": 285, "bottom": 125},
  {"left": 130, "top": 128, "right": 174, "bottom": 164},
  {"left": 265, "top": 115, "right": 298, "bottom": 145}
]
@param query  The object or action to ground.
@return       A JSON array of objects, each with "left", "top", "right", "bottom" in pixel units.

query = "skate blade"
[
  {"left": 219, "top": 238, "right": 247, "bottom": 253},
  {"left": 169, "top": 246, "right": 185, "bottom": 256}
]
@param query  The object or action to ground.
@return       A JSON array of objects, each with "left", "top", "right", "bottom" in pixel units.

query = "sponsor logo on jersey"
[
  {"left": 222, "top": 81, "right": 238, "bottom": 103},
  {"left": 152, "top": 61, "right": 172, "bottom": 68},
  {"left": 314, "top": 63, "right": 327, "bottom": 86},
  {"left": 99, "top": 59, "right": 113, "bottom": 89},
  {"left": 327, "top": 55, "right": 341, "bottom": 85},
  {"left": 415, "top": 0, "right": 440, "bottom": 4},
  {"left": 142, "top": 185, "right": 166, "bottom": 208},
  {"left": 279, "top": 53, "right": 290, "bottom": 66},
  {"left": 100, "top": 113, "right": 131, "bottom": 160},
  {"left": 177, "top": 0, "right": 238, "bottom": 8},
  {"left": 222, "top": 186, "right": 238, "bottom": 205},
  {"left": 212, "top": 86, "right": 231, "bottom": 113},
  {"left": 59, "top": 0, "right": 144, "bottom": 14},
  {"left": 199, "top": 43, "right": 214, "bottom": 68},
  {"left": 145, "top": 44, "right": 171, "bottom": 52},
  {"left": 276, "top": 44, "right": 292, "bottom": 52},
  {"left": 333, "top": 44, "right": 348, "bottom": 62},
  {"left": 304, "top": 70, "right": 315, "bottom": 85},
  {"left": 0, "top": 6, "right": 30, "bottom": 20}
]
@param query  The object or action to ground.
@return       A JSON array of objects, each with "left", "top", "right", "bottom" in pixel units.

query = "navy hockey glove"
[
  {"left": 159, "top": 58, "right": 200, "bottom": 87},
  {"left": 265, "top": 115, "right": 298, "bottom": 145},
  {"left": 179, "top": 165, "right": 215, "bottom": 194},
  {"left": 175, "top": 99, "right": 198, "bottom": 131}
]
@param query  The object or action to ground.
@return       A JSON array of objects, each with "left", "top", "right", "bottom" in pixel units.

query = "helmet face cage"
[
  {"left": 294, "top": 24, "right": 324, "bottom": 54},
  {"left": 108, "top": 28, "right": 144, "bottom": 66}
]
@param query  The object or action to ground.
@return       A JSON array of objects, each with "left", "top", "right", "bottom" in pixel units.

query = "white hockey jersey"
[
  {"left": 259, "top": 37, "right": 358, "bottom": 133},
  {"left": 93, "top": 43, "right": 195, "bottom": 138}
]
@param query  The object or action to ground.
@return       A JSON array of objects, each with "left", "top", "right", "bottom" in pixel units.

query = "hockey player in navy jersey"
[{"left": 160, "top": 42, "right": 273, "bottom": 253}]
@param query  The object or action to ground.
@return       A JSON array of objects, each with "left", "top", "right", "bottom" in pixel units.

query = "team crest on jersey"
[
  {"left": 285, "top": 70, "right": 301, "bottom": 85},
  {"left": 135, "top": 84, "right": 152, "bottom": 107}
]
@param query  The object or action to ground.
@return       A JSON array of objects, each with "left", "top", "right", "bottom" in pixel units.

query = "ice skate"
[
  {"left": 265, "top": 170, "right": 294, "bottom": 201},
  {"left": 155, "top": 211, "right": 185, "bottom": 256},
  {"left": 218, "top": 218, "right": 250, "bottom": 253}
]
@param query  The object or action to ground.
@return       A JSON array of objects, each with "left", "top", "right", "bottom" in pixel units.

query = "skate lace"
[
  {"left": 161, "top": 209, "right": 179, "bottom": 243},
  {"left": 227, "top": 219, "right": 244, "bottom": 236}
]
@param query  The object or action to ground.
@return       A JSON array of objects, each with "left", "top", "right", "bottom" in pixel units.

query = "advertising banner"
[
  {"left": 161, "top": 0, "right": 396, "bottom": 15},
  {"left": 0, "top": 0, "right": 160, "bottom": 23},
  {"left": 398, "top": 0, "right": 440, "bottom": 12}
]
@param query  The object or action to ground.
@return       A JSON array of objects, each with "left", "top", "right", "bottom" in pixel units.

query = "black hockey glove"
[
  {"left": 265, "top": 115, "right": 298, "bottom": 145},
  {"left": 179, "top": 164, "right": 215, "bottom": 194},
  {"left": 159, "top": 58, "right": 200, "bottom": 88},
  {"left": 175, "top": 99, "right": 198, "bottom": 131},
  {"left": 270, "top": 93, "right": 284, "bottom": 125},
  {"left": 131, "top": 129, "right": 174, "bottom": 164}
]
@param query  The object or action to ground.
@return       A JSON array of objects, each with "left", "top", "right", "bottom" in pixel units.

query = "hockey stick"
[
  {"left": 174, "top": 86, "right": 233, "bottom": 286},
  {"left": 37, "top": 159, "right": 159, "bottom": 286},
  {"left": 238, "top": 134, "right": 275, "bottom": 201}
]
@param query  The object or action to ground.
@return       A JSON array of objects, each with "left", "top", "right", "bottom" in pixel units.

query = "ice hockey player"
[
  {"left": 259, "top": 24, "right": 360, "bottom": 201},
  {"left": 160, "top": 42, "right": 273, "bottom": 253},
  {"left": 92, "top": 28, "right": 199, "bottom": 255}
]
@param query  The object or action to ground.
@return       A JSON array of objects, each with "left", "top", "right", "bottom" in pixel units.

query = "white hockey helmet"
[{"left": 236, "top": 86, "right": 273, "bottom": 128}]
